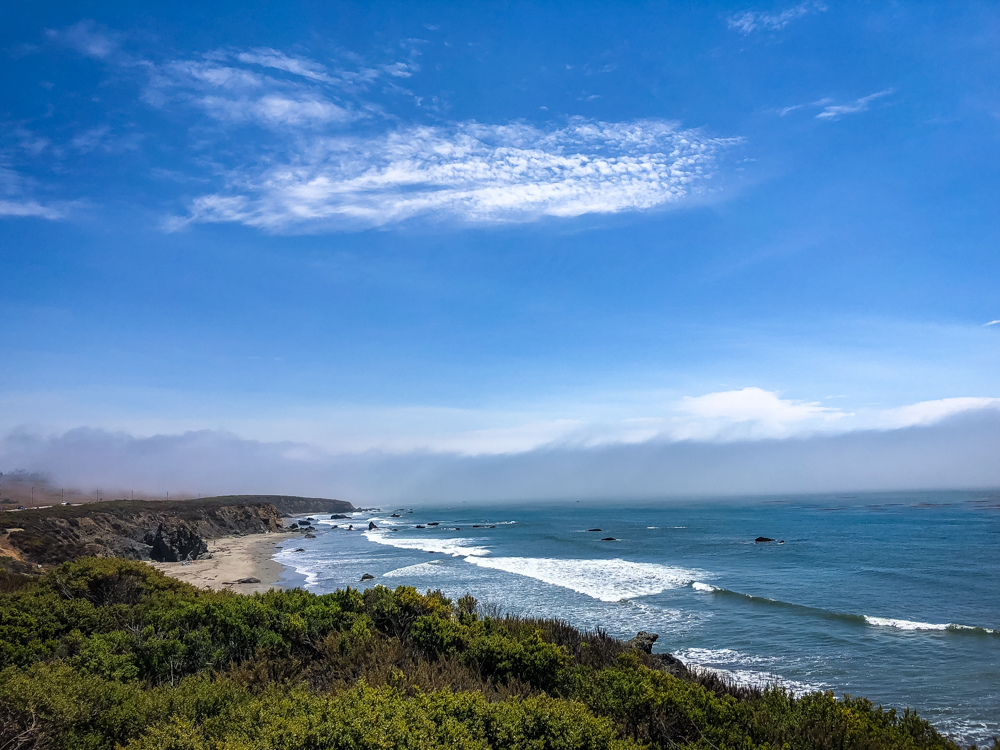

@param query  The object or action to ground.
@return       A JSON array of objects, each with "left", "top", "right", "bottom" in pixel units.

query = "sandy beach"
[{"left": 148, "top": 532, "right": 296, "bottom": 594}]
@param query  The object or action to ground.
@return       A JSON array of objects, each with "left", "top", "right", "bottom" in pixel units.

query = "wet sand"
[{"left": 148, "top": 532, "right": 295, "bottom": 594}]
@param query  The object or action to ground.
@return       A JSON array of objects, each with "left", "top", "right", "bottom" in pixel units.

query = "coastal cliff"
[{"left": 0, "top": 495, "right": 354, "bottom": 565}]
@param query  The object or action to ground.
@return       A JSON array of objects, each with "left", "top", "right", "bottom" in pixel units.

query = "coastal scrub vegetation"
[{"left": 0, "top": 558, "right": 988, "bottom": 750}]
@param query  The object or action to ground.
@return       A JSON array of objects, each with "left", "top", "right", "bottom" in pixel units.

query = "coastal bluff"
[{"left": 0, "top": 495, "right": 354, "bottom": 566}]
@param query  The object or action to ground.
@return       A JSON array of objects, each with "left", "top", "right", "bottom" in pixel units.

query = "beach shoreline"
[{"left": 148, "top": 531, "right": 296, "bottom": 594}]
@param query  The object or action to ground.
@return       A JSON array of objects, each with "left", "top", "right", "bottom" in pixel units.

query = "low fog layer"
[{"left": 2, "top": 408, "right": 999, "bottom": 504}]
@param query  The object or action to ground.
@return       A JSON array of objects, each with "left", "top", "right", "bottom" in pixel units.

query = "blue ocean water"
[{"left": 276, "top": 491, "right": 1000, "bottom": 745}]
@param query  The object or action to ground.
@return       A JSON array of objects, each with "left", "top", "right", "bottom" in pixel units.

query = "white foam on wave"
[
  {"left": 865, "top": 616, "right": 996, "bottom": 633},
  {"left": 464, "top": 556, "right": 705, "bottom": 602},
  {"left": 675, "top": 647, "right": 777, "bottom": 667},
  {"left": 692, "top": 582, "right": 718, "bottom": 592},
  {"left": 364, "top": 530, "right": 491, "bottom": 557},
  {"left": 383, "top": 561, "right": 444, "bottom": 578},
  {"left": 689, "top": 665, "right": 826, "bottom": 696}
]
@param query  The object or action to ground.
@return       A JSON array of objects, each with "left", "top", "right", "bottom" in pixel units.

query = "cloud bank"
[{"left": 3, "top": 406, "right": 999, "bottom": 503}]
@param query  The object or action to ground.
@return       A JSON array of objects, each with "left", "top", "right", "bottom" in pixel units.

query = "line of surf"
[{"left": 692, "top": 583, "right": 997, "bottom": 635}]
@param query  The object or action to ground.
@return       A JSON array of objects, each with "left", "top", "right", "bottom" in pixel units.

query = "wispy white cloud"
[
  {"left": 0, "top": 165, "right": 67, "bottom": 220},
  {"left": 172, "top": 119, "right": 739, "bottom": 231},
  {"left": 236, "top": 48, "right": 334, "bottom": 83},
  {"left": 0, "top": 200, "right": 64, "bottom": 219},
  {"left": 727, "top": 1, "right": 827, "bottom": 34},
  {"left": 45, "top": 20, "right": 117, "bottom": 59},
  {"left": 984, "top": 320, "right": 1000, "bottom": 327},
  {"left": 816, "top": 89, "right": 894, "bottom": 119}
]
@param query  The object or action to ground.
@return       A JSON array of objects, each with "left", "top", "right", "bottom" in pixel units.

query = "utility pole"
[
  {"left": 131, "top": 490, "right": 134, "bottom": 501},
  {"left": 31, "top": 486, "right": 34, "bottom": 507}
]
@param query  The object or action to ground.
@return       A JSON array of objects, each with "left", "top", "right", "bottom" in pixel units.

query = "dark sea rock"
[
  {"left": 369, "top": 521, "right": 378, "bottom": 530},
  {"left": 416, "top": 525, "right": 426, "bottom": 529},
  {"left": 390, "top": 513, "right": 401, "bottom": 517},
  {"left": 304, "top": 533, "right": 316, "bottom": 539},
  {"left": 146, "top": 519, "right": 209, "bottom": 562},
  {"left": 293, "top": 548, "right": 305, "bottom": 552},
  {"left": 587, "top": 528, "right": 602, "bottom": 532},
  {"left": 330, "top": 514, "right": 350, "bottom": 519},
  {"left": 601, "top": 537, "right": 617, "bottom": 541},
  {"left": 360, "top": 573, "right": 375, "bottom": 581},
  {"left": 755, "top": 536, "right": 775, "bottom": 543},
  {"left": 627, "top": 631, "right": 659, "bottom": 653},
  {"left": 428, "top": 522, "right": 440, "bottom": 526}
]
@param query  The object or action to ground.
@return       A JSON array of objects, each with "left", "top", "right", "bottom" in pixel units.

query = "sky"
[{"left": 1, "top": 1, "right": 999, "bottom": 499}]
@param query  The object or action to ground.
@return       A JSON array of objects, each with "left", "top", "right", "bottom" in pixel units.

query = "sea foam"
[
  {"left": 363, "top": 530, "right": 491, "bottom": 557},
  {"left": 464, "top": 556, "right": 704, "bottom": 602},
  {"left": 864, "top": 616, "right": 996, "bottom": 633}
]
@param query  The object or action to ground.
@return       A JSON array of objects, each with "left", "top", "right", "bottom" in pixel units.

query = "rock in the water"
[
  {"left": 330, "top": 514, "right": 350, "bottom": 519},
  {"left": 587, "top": 528, "right": 602, "bottom": 532},
  {"left": 360, "top": 573, "right": 375, "bottom": 581},
  {"left": 755, "top": 536, "right": 775, "bottom": 543},
  {"left": 304, "top": 533, "right": 316, "bottom": 539},
  {"left": 390, "top": 513, "right": 401, "bottom": 517},
  {"left": 235, "top": 577, "right": 261, "bottom": 584},
  {"left": 368, "top": 521, "right": 378, "bottom": 530},
  {"left": 626, "top": 631, "right": 659, "bottom": 653},
  {"left": 601, "top": 537, "right": 617, "bottom": 541},
  {"left": 145, "top": 519, "right": 209, "bottom": 562},
  {"left": 294, "top": 548, "right": 305, "bottom": 552},
  {"left": 428, "top": 522, "right": 440, "bottom": 526},
  {"left": 416, "top": 525, "right": 426, "bottom": 529}
]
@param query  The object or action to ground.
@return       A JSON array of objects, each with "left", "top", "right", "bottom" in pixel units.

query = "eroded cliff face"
[{"left": 5, "top": 501, "right": 284, "bottom": 564}]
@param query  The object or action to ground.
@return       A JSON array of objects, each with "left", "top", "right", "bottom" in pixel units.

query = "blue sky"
[{"left": 1, "top": 2, "right": 999, "bottom": 493}]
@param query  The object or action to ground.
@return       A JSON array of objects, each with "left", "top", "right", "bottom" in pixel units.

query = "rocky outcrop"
[
  {"left": 755, "top": 536, "right": 775, "bottom": 543},
  {"left": 627, "top": 631, "right": 659, "bottom": 653},
  {"left": 145, "top": 519, "right": 209, "bottom": 562},
  {"left": 6, "top": 498, "right": 291, "bottom": 565},
  {"left": 625, "top": 631, "right": 690, "bottom": 678}
]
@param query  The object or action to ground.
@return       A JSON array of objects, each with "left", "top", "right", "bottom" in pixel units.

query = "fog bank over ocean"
[{"left": 3, "top": 407, "right": 999, "bottom": 502}]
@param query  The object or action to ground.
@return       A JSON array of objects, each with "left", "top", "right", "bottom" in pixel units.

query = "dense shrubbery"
[{"left": 0, "top": 558, "right": 985, "bottom": 750}]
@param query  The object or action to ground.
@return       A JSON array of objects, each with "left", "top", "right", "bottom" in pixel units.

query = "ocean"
[{"left": 275, "top": 490, "right": 999, "bottom": 745}]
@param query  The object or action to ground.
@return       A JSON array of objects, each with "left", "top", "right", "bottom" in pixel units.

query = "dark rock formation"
[
  {"left": 304, "top": 534, "right": 316, "bottom": 539},
  {"left": 601, "top": 537, "right": 617, "bottom": 541},
  {"left": 368, "top": 521, "right": 378, "bottom": 530},
  {"left": 428, "top": 522, "right": 440, "bottom": 526},
  {"left": 650, "top": 652, "right": 691, "bottom": 678},
  {"left": 627, "top": 631, "right": 658, "bottom": 653},
  {"left": 360, "top": 573, "right": 375, "bottom": 581},
  {"left": 4, "top": 498, "right": 300, "bottom": 565},
  {"left": 330, "top": 514, "right": 350, "bottom": 519},
  {"left": 390, "top": 513, "right": 401, "bottom": 517},
  {"left": 146, "top": 519, "right": 209, "bottom": 562},
  {"left": 587, "top": 528, "right": 602, "bottom": 532},
  {"left": 416, "top": 525, "right": 426, "bottom": 529},
  {"left": 755, "top": 537, "right": 775, "bottom": 543},
  {"left": 293, "top": 548, "right": 305, "bottom": 552}
]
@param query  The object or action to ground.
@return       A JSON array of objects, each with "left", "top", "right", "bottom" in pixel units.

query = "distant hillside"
[
  {"left": 0, "top": 495, "right": 355, "bottom": 566},
  {"left": 198, "top": 495, "right": 355, "bottom": 515}
]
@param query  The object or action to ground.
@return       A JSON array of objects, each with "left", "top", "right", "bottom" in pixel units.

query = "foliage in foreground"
[{"left": 0, "top": 558, "right": 986, "bottom": 750}]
